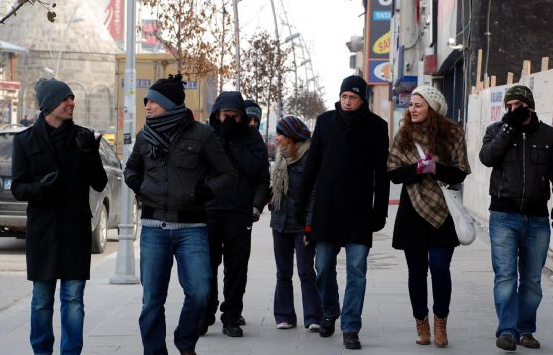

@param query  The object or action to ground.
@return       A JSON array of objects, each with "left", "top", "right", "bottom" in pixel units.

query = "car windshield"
[{"left": 0, "top": 134, "right": 14, "bottom": 161}]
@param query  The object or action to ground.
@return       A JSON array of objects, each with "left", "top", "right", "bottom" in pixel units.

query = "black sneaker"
[
  {"left": 319, "top": 318, "right": 336, "bottom": 338},
  {"left": 238, "top": 315, "right": 246, "bottom": 326},
  {"left": 518, "top": 334, "right": 540, "bottom": 349},
  {"left": 222, "top": 323, "right": 243, "bottom": 337},
  {"left": 496, "top": 334, "right": 516, "bottom": 351},
  {"left": 343, "top": 332, "right": 361, "bottom": 350}
]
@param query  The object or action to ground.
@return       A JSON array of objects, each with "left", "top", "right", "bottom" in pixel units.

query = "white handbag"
[{"left": 415, "top": 143, "right": 476, "bottom": 245}]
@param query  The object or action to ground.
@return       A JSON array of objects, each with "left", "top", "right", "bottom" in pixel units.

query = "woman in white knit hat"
[{"left": 387, "top": 86, "right": 471, "bottom": 348}]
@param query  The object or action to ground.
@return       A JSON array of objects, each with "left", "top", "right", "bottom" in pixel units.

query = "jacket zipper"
[
  {"left": 162, "top": 155, "right": 169, "bottom": 219},
  {"left": 520, "top": 133, "right": 526, "bottom": 211}
]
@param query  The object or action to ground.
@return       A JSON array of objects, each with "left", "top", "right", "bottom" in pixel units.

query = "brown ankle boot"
[
  {"left": 415, "top": 317, "right": 430, "bottom": 345},
  {"left": 433, "top": 315, "right": 448, "bottom": 347}
]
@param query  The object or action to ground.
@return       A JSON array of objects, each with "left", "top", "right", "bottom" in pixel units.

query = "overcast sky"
[{"left": 238, "top": 0, "right": 365, "bottom": 108}]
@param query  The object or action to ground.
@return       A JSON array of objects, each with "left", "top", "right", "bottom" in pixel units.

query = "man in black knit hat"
[
  {"left": 295, "top": 75, "right": 390, "bottom": 350},
  {"left": 124, "top": 75, "right": 235, "bottom": 355},
  {"left": 480, "top": 85, "right": 553, "bottom": 351},
  {"left": 11, "top": 78, "right": 107, "bottom": 355}
]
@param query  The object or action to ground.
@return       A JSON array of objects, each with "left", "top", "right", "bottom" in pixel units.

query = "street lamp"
[{"left": 54, "top": 6, "right": 85, "bottom": 78}]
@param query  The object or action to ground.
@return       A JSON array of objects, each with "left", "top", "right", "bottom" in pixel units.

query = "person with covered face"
[
  {"left": 480, "top": 85, "right": 553, "bottom": 351},
  {"left": 200, "top": 91, "right": 270, "bottom": 338},
  {"left": 124, "top": 74, "right": 235, "bottom": 355}
]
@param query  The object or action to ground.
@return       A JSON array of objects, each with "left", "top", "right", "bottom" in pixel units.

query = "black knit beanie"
[
  {"left": 504, "top": 85, "right": 535, "bottom": 110},
  {"left": 144, "top": 74, "right": 185, "bottom": 111},
  {"left": 339, "top": 75, "right": 367, "bottom": 101},
  {"left": 244, "top": 99, "right": 262, "bottom": 122},
  {"left": 35, "top": 78, "right": 74, "bottom": 115}
]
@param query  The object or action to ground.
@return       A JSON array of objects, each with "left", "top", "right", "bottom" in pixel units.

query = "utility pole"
[
  {"left": 110, "top": 0, "right": 139, "bottom": 285},
  {"left": 269, "top": 0, "right": 282, "bottom": 119},
  {"left": 232, "top": 0, "right": 241, "bottom": 91}
]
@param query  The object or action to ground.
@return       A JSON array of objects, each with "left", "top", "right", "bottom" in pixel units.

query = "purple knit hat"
[{"left": 276, "top": 115, "right": 311, "bottom": 141}]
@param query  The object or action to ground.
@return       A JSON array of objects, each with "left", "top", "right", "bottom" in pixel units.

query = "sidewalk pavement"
[{"left": 3, "top": 185, "right": 553, "bottom": 354}]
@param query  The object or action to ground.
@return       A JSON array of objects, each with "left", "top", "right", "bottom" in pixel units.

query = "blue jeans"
[
  {"left": 139, "top": 226, "right": 211, "bottom": 355},
  {"left": 404, "top": 247, "right": 455, "bottom": 320},
  {"left": 272, "top": 231, "right": 322, "bottom": 327},
  {"left": 30, "top": 280, "right": 86, "bottom": 355},
  {"left": 315, "top": 242, "right": 369, "bottom": 333},
  {"left": 489, "top": 211, "right": 550, "bottom": 338}
]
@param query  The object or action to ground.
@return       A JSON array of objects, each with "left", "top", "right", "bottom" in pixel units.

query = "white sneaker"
[
  {"left": 308, "top": 323, "right": 320, "bottom": 332},
  {"left": 277, "top": 322, "right": 294, "bottom": 329}
]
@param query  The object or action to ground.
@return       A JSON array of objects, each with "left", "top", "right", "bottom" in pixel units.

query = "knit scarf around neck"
[
  {"left": 388, "top": 126, "right": 470, "bottom": 228},
  {"left": 143, "top": 106, "right": 189, "bottom": 159},
  {"left": 271, "top": 140, "right": 310, "bottom": 210}
]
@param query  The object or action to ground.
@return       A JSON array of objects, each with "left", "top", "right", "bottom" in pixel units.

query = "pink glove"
[{"left": 416, "top": 153, "right": 436, "bottom": 174}]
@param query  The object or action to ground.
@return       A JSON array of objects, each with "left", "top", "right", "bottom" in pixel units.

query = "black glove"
[
  {"left": 219, "top": 115, "right": 238, "bottom": 143},
  {"left": 125, "top": 175, "right": 143, "bottom": 196},
  {"left": 252, "top": 207, "right": 261, "bottom": 223},
  {"left": 76, "top": 130, "right": 102, "bottom": 161},
  {"left": 294, "top": 204, "right": 307, "bottom": 226},
  {"left": 371, "top": 215, "right": 386, "bottom": 232},
  {"left": 194, "top": 183, "right": 214, "bottom": 204},
  {"left": 503, "top": 105, "right": 530, "bottom": 129},
  {"left": 40, "top": 170, "right": 60, "bottom": 193}
]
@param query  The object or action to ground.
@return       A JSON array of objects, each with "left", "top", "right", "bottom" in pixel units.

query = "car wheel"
[
  {"left": 132, "top": 198, "right": 139, "bottom": 241},
  {"left": 92, "top": 204, "right": 108, "bottom": 254}
]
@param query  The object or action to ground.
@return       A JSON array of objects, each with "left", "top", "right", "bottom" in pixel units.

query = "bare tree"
[
  {"left": 206, "top": 1, "right": 235, "bottom": 94},
  {"left": 285, "top": 82, "right": 327, "bottom": 122},
  {"left": 240, "top": 30, "right": 291, "bottom": 141},
  {"left": 0, "top": 0, "right": 57, "bottom": 24},
  {"left": 142, "top": 0, "right": 231, "bottom": 81}
]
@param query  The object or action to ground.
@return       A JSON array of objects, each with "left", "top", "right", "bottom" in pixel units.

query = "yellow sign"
[{"left": 372, "top": 31, "right": 390, "bottom": 55}]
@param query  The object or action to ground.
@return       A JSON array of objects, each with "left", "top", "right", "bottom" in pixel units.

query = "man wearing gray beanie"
[{"left": 11, "top": 78, "right": 107, "bottom": 355}]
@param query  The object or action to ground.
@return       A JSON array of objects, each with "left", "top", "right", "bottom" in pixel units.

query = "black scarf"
[
  {"left": 45, "top": 118, "right": 76, "bottom": 166},
  {"left": 143, "top": 106, "right": 191, "bottom": 159},
  {"left": 337, "top": 102, "right": 369, "bottom": 126}
]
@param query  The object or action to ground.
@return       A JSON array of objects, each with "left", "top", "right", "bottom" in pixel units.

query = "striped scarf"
[
  {"left": 143, "top": 106, "right": 189, "bottom": 159},
  {"left": 271, "top": 140, "right": 310, "bottom": 210},
  {"left": 387, "top": 128, "right": 470, "bottom": 228}
]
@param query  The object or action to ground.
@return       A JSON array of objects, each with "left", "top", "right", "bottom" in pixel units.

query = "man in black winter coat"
[
  {"left": 479, "top": 85, "right": 553, "bottom": 351},
  {"left": 11, "top": 78, "right": 107, "bottom": 355},
  {"left": 199, "top": 91, "right": 270, "bottom": 337},
  {"left": 295, "top": 75, "right": 390, "bottom": 350},
  {"left": 124, "top": 75, "right": 235, "bottom": 355}
]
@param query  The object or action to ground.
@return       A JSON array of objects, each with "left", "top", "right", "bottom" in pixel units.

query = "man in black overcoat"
[
  {"left": 296, "top": 75, "right": 390, "bottom": 350},
  {"left": 11, "top": 78, "right": 107, "bottom": 355}
]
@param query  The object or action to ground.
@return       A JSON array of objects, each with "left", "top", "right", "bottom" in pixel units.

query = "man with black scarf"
[
  {"left": 11, "top": 78, "right": 107, "bottom": 355},
  {"left": 124, "top": 75, "right": 235, "bottom": 355},
  {"left": 295, "top": 75, "right": 390, "bottom": 350},
  {"left": 199, "top": 91, "right": 270, "bottom": 338}
]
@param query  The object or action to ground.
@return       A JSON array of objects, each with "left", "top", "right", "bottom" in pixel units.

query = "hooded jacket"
[{"left": 207, "top": 91, "right": 270, "bottom": 213}]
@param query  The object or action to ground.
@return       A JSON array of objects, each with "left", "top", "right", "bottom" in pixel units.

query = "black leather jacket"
[
  {"left": 125, "top": 120, "right": 235, "bottom": 223},
  {"left": 479, "top": 118, "right": 553, "bottom": 215}
]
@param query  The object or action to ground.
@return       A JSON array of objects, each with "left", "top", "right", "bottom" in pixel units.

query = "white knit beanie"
[{"left": 411, "top": 86, "right": 448, "bottom": 116}]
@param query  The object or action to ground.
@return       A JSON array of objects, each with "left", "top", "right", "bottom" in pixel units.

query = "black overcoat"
[
  {"left": 296, "top": 103, "right": 390, "bottom": 247},
  {"left": 11, "top": 115, "right": 107, "bottom": 281}
]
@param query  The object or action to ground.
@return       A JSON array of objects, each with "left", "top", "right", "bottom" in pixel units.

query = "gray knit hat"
[
  {"left": 504, "top": 85, "right": 535, "bottom": 109},
  {"left": 35, "top": 78, "right": 74, "bottom": 115},
  {"left": 411, "top": 85, "right": 448, "bottom": 116}
]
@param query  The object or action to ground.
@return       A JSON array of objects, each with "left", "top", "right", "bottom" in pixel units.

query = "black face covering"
[{"left": 338, "top": 102, "right": 369, "bottom": 126}]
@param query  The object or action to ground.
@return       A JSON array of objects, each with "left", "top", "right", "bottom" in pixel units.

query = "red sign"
[
  {"left": 0, "top": 81, "right": 21, "bottom": 90},
  {"left": 105, "top": 0, "right": 125, "bottom": 45},
  {"left": 141, "top": 19, "right": 159, "bottom": 50}
]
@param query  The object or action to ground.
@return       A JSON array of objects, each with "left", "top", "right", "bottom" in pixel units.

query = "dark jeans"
[
  {"left": 205, "top": 211, "right": 252, "bottom": 325},
  {"left": 139, "top": 226, "right": 211, "bottom": 354},
  {"left": 272, "top": 230, "right": 322, "bottom": 327},
  {"left": 404, "top": 246, "right": 455, "bottom": 320},
  {"left": 30, "top": 280, "right": 86, "bottom": 355}
]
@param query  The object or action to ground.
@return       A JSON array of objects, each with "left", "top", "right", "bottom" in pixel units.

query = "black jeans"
[
  {"left": 205, "top": 210, "right": 252, "bottom": 325},
  {"left": 404, "top": 246, "right": 455, "bottom": 320},
  {"left": 272, "top": 230, "right": 322, "bottom": 327}
]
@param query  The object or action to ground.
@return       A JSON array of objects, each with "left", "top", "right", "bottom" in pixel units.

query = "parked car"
[
  {"left": 0, "top": 125, "right": 137, "bottom": 254},
  {"left": 267, "top": 132, "right": 277, "bottom": 161}
]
